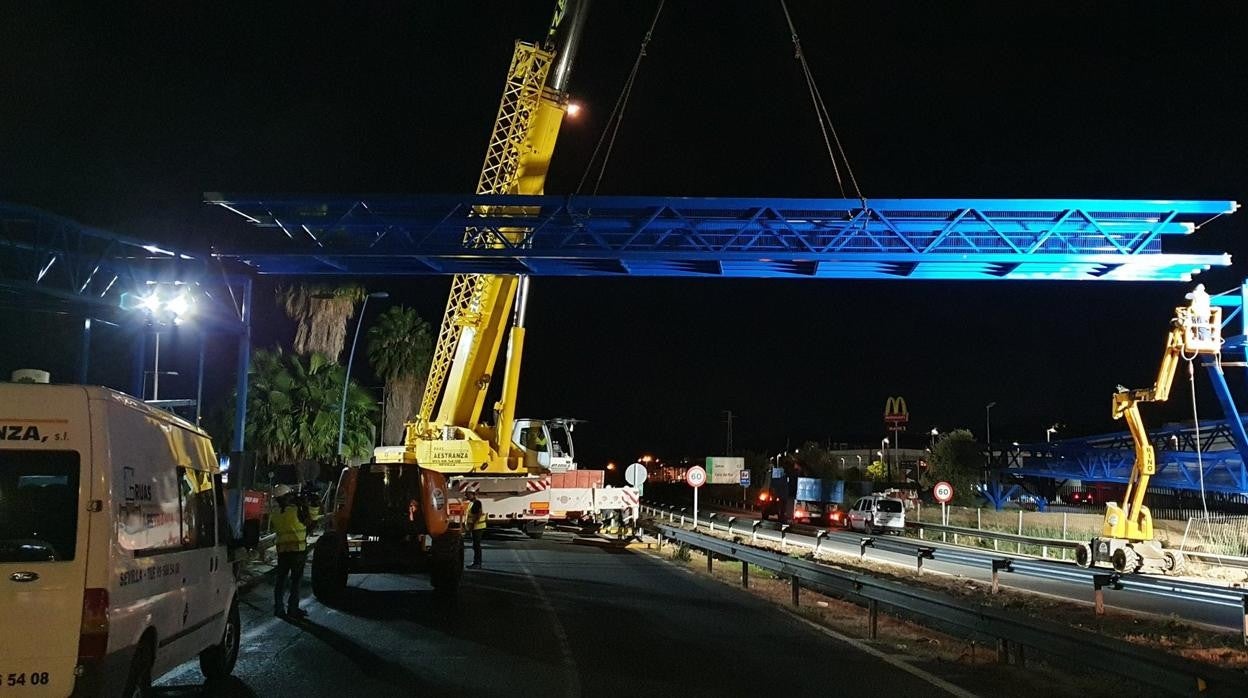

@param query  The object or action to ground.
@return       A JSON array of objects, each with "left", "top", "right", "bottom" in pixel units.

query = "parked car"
[{"left": 846, "top": 495, "right": 906, "bottom": 534}]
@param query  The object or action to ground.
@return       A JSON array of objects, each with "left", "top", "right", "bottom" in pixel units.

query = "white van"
[
  {"left": 0, "top": 384, "right": 242, "bottom": 697},
  {"left": 847, "top": 495, "right": 907, "bottom": 534}
]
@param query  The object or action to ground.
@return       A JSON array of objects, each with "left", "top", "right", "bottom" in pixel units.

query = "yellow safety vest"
[
  {"left": 272, "top": 504, "right": 307, "bottom": 553},
  {"left": 467, "top": 501, "right": 488, "bottom": 531}
]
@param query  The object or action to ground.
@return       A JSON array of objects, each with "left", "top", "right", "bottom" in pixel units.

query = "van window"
[
  {"left": 878, "top": 499, "right": 903, "bottom": 513},
  {"left": 179, "top": 467, "right": 216, "bottom": 549},
  {"left": 0, "top": 450, "right": 80, "bottom": 562}
]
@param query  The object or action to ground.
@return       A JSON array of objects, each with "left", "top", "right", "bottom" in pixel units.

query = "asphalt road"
[
  {"left": 154, "top": 530, "right": 960, "bottom": 697},
  {"left": 652, "top": 502, "right": 1247, "bottom": 631}
]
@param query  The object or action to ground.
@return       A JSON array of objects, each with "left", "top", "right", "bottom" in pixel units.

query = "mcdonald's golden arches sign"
[{"left": 883, "top": 396, "right": 909, "bottom": 427}]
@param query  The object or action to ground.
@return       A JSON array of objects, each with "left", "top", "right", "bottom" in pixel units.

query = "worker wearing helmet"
[
  {"left": 465, "top": 490, "right": 487, "bottom": 569},
  {"left": 271, "top": 484, "right": 311, "bottom": 618}
]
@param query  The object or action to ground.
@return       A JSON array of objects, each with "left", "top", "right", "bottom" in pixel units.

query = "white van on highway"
[
  {"left": 0, "top": 384, "right": 243, "bottom": 696},
  {"left": 847, "top": 495, "right": 906, "bottom": 534}
]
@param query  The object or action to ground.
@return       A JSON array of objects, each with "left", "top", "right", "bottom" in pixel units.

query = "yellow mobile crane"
[
  {"left": 1076, "top": 296, "right": 1221, "bottom": 574},
  {"left": 378, "top": 0, "right": 593, "bottom": 542},
  {"left": 314, "top": 1, "right": 590, "bottom": 600}
]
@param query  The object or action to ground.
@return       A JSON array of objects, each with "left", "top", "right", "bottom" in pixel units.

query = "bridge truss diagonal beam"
[{"left": 206, "top": 195, "right": 1237, "bottom": 281}]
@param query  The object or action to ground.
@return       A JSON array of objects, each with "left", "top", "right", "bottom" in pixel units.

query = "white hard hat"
[{"left": 273, "top": 484, "right": 293, "bottom": 498}]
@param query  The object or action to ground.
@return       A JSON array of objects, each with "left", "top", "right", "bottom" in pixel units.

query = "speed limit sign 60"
[
  {"left": 933, "top": 481, "right": 954, "bottom": 504},
  {"left": 685, "top": 465, "right": 707, "bottom": 488}
]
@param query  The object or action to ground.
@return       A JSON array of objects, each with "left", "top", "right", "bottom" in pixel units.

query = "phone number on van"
[{"left": 118, "top": 561, "right": 180, "bottom": 587}]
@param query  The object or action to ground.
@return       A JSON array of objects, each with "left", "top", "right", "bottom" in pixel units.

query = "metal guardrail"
[
  {"left": 656, "top": 523, "right": 1248, "bottom": 696},
  {"left": 642, "top": 503, "right": 1248, "bottom": 617},
  {"left": 910, "top": 519, "right": 1248, "bottom": 571}
]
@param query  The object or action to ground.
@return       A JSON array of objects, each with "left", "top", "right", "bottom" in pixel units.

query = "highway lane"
[
  {"left": 154, "top": 530, "right": 963, "bottom": 697},
  {"left": 648, "top": 503, "right": 1247, "bottom": 631}
]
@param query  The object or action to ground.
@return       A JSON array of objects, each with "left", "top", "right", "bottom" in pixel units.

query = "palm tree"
[
  {"left": 232, "top": 347, "right": 378, "bottom": 464},
  {"left": 277, "top": 284, "right": 365, "bottom": 361},
  {"left": 367, "top": 306, "right": 434, "bottom": 444}
]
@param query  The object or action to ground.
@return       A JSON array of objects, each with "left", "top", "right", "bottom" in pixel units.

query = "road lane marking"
[
  {"left": 515, "top": 548, "right": 582, "bottom": 698},
  {"left": 781, "top": 609, "right": 980, "bottom": 698}
]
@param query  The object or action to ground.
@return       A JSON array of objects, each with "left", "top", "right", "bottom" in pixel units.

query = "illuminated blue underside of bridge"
[{"left": 209, "top": 195, "right": 1237, "bottom": 280}]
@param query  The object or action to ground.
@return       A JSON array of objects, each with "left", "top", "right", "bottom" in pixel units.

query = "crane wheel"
[
  {"left": 311, "top": 532, "right": 348, "bottom": 604},
  {"left": 429, "top": 535, "right": 464, "bottom": 595},
  {"left": 1111, "top": 546, "right": 1142, "bottom": 574},
  {"left": 1074, "top": 542, "right": 1093, "bottom": 568},
  {"left": 1162, "top": 550, "right": 1186, "bottom": 575}
]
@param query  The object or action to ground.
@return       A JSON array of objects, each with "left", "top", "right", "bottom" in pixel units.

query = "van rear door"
[{"left": 0, "top": 446, "right": 89, "bottom": 696}]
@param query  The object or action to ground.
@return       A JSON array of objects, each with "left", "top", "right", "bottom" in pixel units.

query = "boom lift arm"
[{"left": 1090, "top": 302, "right": 1221, "bottom": 573}]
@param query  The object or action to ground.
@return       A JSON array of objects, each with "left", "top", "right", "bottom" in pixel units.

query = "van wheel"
[
  {"left": 312, "top": 533, "right": 348, "bottom": 604},
  {"left": 199, "top": 599, "right": 240, "bottom": 680},
  {"left": 429, "top": 535, "right": 463, "bottom": 595},
  {"left": 525, "top": 523, "right": 546, "bottom": 540},
  {"left": 123, "top": 638, "right": 153, "bottom": 698}
]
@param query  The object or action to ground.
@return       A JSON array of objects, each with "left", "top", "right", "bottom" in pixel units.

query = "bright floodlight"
[
  {"left": 566, "top": 101, "right": 583, "bottom": 118},
  {"left": 140, "top": 293, "right": 162, "bottom": 313},
  {"left": 166, "top": 293, "right": 192, "bottom": 317}
]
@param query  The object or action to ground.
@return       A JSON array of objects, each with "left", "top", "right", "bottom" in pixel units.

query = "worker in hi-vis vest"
[
  {"left": 271, "top": 484, "right": 312, "bottom": 618},
  {"left": 465, "top": 490, "right": 487, "bottom": 569}
]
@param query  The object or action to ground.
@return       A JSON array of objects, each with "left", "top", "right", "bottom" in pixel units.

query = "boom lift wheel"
[
  {"left": 1162, "top": 550, "right": 1186, "bottom": 575},
  {"left": 1074, "top": 542, "right": 1094, "bottom": 568},
  {"left": 311, "top": 532, "right": 349, "bottom": 604},
  {"left": 1111, "top": 545, "right": 1142, "bottom": 574}
]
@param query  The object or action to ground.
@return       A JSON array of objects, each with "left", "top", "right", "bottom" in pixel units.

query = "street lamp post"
[
  {"left": 338, "top": 291, "right": 389, "bottom": 459},
  {"left": 1046, "top": 424, "right": 1059, "bottom": 442},
  {"left": 881, "top": 437, "right": 890, "bottom": 481}
]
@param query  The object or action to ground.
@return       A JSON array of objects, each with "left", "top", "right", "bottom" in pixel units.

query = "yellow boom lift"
[{"left": 1076, "top": 296, "right": 1221, "bottom": 574}]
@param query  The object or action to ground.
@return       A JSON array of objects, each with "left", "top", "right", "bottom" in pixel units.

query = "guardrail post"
[
  {"left": 814, "top": 530, "right": 827, "bottom": 554},
  {"left": 707, "top": 548, "right": 713, "bottom": 573},
  {"left": 780, "top": 524, "right": 791, "bottom": 549},
  {"left": 1241, "top": 594, "right": 1247, "bottom": 647},
  {"left": 997, "top": 639, "right": 1010, "bottom": 664},
  {"left": 658, "top": 531, "right": 664, "bottom": 549},
  {"left": 752, "top": 520, "right": 762, "bottom": 543},
  {"left": 868, "top": 598, "right": 879, "bottom": 640},
  {"left": 727, "top": 516, "right": 737, "bottom": 534},
  {"left": 859, "top": 537, "right": 875, "bottom": 559},
  {"left": 916, "top": 547, "right": 935, "bottom": 575},
  {"left": 680, "top": 507, "right": 687, "bottom": 527},
  {"left": 791, "top": 575, "right": 800, "bottom": 607},
  {"left": 1093, "top": 573, "right": 1121, "bottom": 616},
  {"left": 991, "top": 559, "right": 1013, "bottom": 595}
]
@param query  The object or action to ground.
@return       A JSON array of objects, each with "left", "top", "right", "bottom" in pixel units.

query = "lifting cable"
[
  {"left": 779, "top": 0, "right": 866, "bottom": 209},
  {"left": 1183, "top": 349, "right": 1214, "bottom": 521},
  {"left": 575, "top": 0, "right": 666, "bottom": 197}
]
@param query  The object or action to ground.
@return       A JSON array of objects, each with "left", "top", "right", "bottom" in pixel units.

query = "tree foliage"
[
  {"left": 922, "top": 428, "right": 982, "bottom": 504},
  {"left": 366, "top": 305, "right": 434, "bottom": 444},
  {"left": 240, "top": 347, "right": 377, "bottom": 464},
  {"left": 866, "top": 459, "right": 887, "bottom": 481},
  {"left": 276, "top": 284, "right": 364, "bottom": 361}
]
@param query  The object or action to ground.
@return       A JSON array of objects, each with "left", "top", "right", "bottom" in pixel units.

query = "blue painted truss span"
[{"left": 208, "top": 195, "right": 1237, "bottom": 280}]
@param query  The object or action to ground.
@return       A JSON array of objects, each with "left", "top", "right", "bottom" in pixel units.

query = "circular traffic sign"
[
  {"left": 625, "top": 463, "right": 648, "bottom": 487},
  {"left": 933, "top": 481, "right": 954, "bottom": 504},
  {"left": 685, "top": 465, "right": 707, "bottom": 488}
]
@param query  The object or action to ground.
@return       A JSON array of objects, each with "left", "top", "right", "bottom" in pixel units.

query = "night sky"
[{"left": 2, "top": 1, "right": 1246, "bottom": 468}]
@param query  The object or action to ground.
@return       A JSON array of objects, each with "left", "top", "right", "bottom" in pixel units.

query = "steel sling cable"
[
  {"left": 575, "top": 0, "right": 666, "bottom": 196},
  {"left": 779, "top": 0, "right": 866, "bottom": 208}
]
